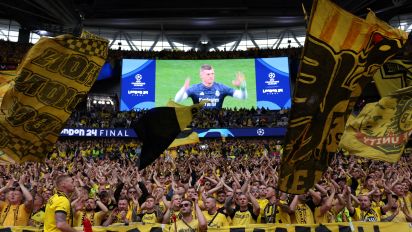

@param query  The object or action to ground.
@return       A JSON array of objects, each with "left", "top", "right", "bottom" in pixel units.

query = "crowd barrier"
[{"left": 1, "top": 222, "right": 411, "bottom": 232}]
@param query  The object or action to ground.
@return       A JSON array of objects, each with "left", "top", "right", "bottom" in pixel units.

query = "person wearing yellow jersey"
[
  {"left": 137, "top": 196, "right": 163, "bottom": 224},
  {"left": 215, "top": 191, "right": 226, "bottom": 209},
  {"left": 202, "top": 197, "right": 229, "bottom": 228},
  {"left": 170, "top": 197, "right": 206, "bottom": 232},
  {"left": 162, "top": 194, "right": 182, "bottom": 224},
  {"left": 381, "top": 195, "right": 410, "bottom": 222},
  {"left": 29, "top": 194, "right": 45, "bottom": 227},
  {"left": 392, "top": 182, "right": 412, "bottom": 214},
  {"left": 348, "top": 194, "right": 393, "bottom": 222},
  {"left": 290, "top": 194, "right": 315, "bottom": 224},
  {"left": 44, "top": 175, "right": 76, "bottom": 232},
  {"left": 256, "top": 184, "right": 268, "bottom": 223},
  {"left": 0, "top": 176, "right": 33, "bottom": 226},
  {"left": 262, "top": 186, "right": 290, "bottom": 224},
  {"left": 73, "top": 197, "right": 108, "bottom": 226},
  {"left": 102, "top": 197, "right": 132, "bottom": 226},
  {"left": 225, "top": 192, "right": 260, "bottom": 226}
]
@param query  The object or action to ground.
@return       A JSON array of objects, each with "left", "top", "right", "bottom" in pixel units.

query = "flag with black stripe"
[
  {"left": 279, "top": 0, "right": 408, "bottom": 194},
  {"left": 134, "top": 101, "right": 205, "bottom": 169}
]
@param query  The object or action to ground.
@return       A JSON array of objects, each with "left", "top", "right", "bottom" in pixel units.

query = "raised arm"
[
  {"left": 174, "top": 78, "right": 190, "bottom": 102},
  {"left": 193, "top": 195, "right": 207, "bottom": 231},
  {"left": 19, "top": 175, "right": 33, "bottom": 211}
]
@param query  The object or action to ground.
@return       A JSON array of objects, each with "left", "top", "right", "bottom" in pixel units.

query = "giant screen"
[{"left": 120, "top": 58, "right": 291, "bottom": 110}]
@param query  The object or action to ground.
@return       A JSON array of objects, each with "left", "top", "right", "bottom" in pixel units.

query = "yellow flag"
[
  {"left": 0, "top": 32, "right": 108, "bottom": 163},
  {"left": 0, "top": 71, "right": 17, "bottom": 103},
  {"left": 340, "top": 86, "right": 412, "bottom": 162},
  {"left": 373, "top": 59, "right": 412, "bottom": 97},
  {"left": 279, "top": 0, "right": 408, "bottom": 194},
  {"left": 168, "top": 130, "right": 199, "bottom": 148}
]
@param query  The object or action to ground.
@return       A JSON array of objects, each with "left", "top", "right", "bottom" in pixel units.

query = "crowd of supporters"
[
  {"left": 108, "top": 47, "right": 302, "bottom": 61},
  {"left": 0, "top": 40, "right": 302, "bottom": 65},
  {"left": 66, "top": 106, "right": 290, "bottom": 129},
  {"left": 0, "top": 138, "right": 410, "bottom": 229}
]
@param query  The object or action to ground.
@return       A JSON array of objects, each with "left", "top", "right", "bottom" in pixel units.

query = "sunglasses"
[{"left": 181, "top": 203, "right": 191, "bottom": 207}]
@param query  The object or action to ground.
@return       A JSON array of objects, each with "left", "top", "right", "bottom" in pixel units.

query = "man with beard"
[
  {"left": 137, "top": 195, "right": 163, "bottom": 224},
  {"left": 170, "top": 197, "right": 206, "bottom": 232},
  {"left": 215, "top": 191, "right": 226, "bottom": 209},
  {"left": 348, "top": 194, "right": 393, "bottom": 222},
  {"left": 103, "top": 197, "right": 132, "bottom": 226},
  {"left": 202, "top": 197, "right": 229, "bottom": 228},
  {"left": 74, "top": 197, "right": 108, "bottom": 226}
]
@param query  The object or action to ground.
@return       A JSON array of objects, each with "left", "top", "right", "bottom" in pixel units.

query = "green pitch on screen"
[{"left": 155, "top": 59, "right": 256, "bottom": 109}]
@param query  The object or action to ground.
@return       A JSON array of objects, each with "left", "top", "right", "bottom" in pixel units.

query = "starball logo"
[
  {"left": 131, "top": 73, "right": 145, "bottom": 87},
  {"left": 265, "top": 72, "right": 280, "bottom": 85}
]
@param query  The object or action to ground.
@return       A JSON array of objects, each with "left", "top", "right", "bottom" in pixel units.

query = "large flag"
[
  {"left": 339, "top": 86, "right": 412, "bottom": 162},
  {"left": 279, "top": 0, "right": 408, "bottom": 194},
  {"left": 168, "top": 129, "right": 199, "bottom": 148},
  {"left": 0, "top": 32, "right": 108, "bottom": 163},
  {"left": 134, "top": 101, "right": 205, "bottom": 169},
  {"left": 0, "top": 71, "right": 17, "bottom": 104},
  {"left": 373, "top": 59, "right": 412, "bottom": 97}
]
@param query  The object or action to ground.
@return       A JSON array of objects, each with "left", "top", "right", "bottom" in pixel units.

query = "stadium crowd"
[
  {"left": 66, "top": 106, "right": 289, "bottom": 129},
  {"left": 0, "top": 40, "right": 411, "bottom": 231},
  {"left": 0, "top": 138, "right": 410, "bottom": 230},
  {"left": 0, "top": 40, "right": 301, "bottom": 65}
]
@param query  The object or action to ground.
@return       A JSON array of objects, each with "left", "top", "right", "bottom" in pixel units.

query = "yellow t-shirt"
[
  {"left": 30, "top": 209, "right": 45, "bottom": 227},
  {"left": 262, "top": 203, "right": 291, "bottom": 224},
  {"left": 294, "top": 203, "right": 314, "bottom": 224},
  {"left": 257, "top": 198, "right": 269, "bottom": 223},
  {"left": 382, "top": 209, "right": 408, "bottom": 222},
  {"left": 170, "top": 218, "right": 200, "bottom": 232},
  {"left": 229, "top": 206, "right": 258, "bottom": 226},
  {"left": 74, "top": 210, "right": 106, "bottom": 226},
  {"left": 352, "top": 207, "right": 382, "bottom": 222},
  {"left": 44, "top": 192, "right": 72, "bottom": 232},
  {"left": 314, "top": 207, "right": 334, "bottom": 224},
  {"left": 0, "top": 202, "right": 31, "bottom": 226},
  {"left": 202, "top": 211, "right": 229, "bottom": 228},
  {"left": 141, "top": 212, "right": 158, "bottom": 224}
]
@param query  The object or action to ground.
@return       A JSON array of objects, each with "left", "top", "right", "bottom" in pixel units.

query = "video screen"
[{"left": 120, "top": 58, "right": 291, "bottom": 110}]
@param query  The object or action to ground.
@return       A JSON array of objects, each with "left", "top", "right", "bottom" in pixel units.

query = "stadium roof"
[{"left": 0, "top": 0, "right": 411, "bottom": 50}]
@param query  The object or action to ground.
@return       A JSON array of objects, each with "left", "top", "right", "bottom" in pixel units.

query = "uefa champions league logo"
[
  {"left": 131, "top": 73, "right": 145, "bottom": 87},
  {"left": 265, "top": 72, "right": 279, "bottom": 85},
  {"left": 135, "top": 74, "right": 143, "bottom": 82},
  {"left": 269, "top": 72, "right": 276, "bottom": 80},
  {"left": 257, "top": 128, "right": 265, "bottom": 136}
]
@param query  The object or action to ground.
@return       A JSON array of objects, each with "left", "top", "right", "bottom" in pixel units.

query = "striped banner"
[
  {"left": 279, "top": 0, "right": 408, "bottom": 194},
  {"left": 0, "top": 32, "right": 108, "bottom": 163}
]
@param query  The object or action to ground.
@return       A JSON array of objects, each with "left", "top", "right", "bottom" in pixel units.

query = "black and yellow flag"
[
  {"left": 373, "top": 59, "right": 412, "bottom": 97},
  {"left": 0, "top": 71, "right": 17, "bottom": 105},
  {"left": 340, "top": 86, "right": 412, "bottom": 163},
  {"left": 135, "top": 101, "right": 205, "bottom": 169},
  {"left": 279, "top": 0, "right": 408, "bottom": 194},
  {"left": 0, "top": 32, "right": 108, "bottom": 163},
  {"left": 168, "top": 129, "right": 199, "bottom": 148}
]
